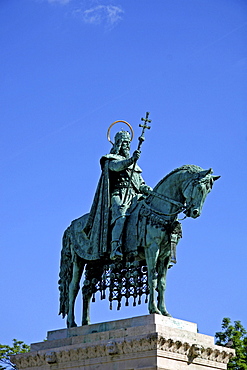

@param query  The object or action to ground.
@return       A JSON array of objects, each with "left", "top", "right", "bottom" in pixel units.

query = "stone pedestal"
[{"left": 11, "top": 314, "right": 234, "bottom": 370}]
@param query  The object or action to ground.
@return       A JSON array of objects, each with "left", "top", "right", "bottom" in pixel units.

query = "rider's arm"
[
  {"left": 109, "top": 150, "right": 140, "bottom": 172},
  {"left": 109, "top": 157, "right": 135, "bottom": 172}
]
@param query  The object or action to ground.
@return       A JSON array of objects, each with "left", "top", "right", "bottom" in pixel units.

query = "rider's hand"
[
  {"left": 140, "top": 185, "right": 153, "bottom": 195},
  {"left": 132, "top": 150, "right": 141, "bottom": 161}
]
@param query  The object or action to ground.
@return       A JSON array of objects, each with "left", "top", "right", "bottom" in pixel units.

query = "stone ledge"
[
  {"left": 46, "top": 314, "right": 198, "bottom": 341},
  {"left": 31, "top": 314, "right": 200, "bottom": 352}
]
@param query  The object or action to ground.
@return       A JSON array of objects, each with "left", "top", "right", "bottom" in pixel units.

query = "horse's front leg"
[
  {"left": 157, "top": 257, "right": 172, "bottom": 317},
  {"left": 67, "top": 255, "right": 84, "bottom": 328},
  {"left": 82, "top": 287, "right": 92, "bottom": 326},
  {"left": 145, "top": 226, "right": 161, "bottom": 315}
]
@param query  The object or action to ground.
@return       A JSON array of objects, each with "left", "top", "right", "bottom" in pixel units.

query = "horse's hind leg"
[
  {"left": 82, "top": 263, "right": 104, "bottom": 326},
  {"left": 67, "top": 255, "right": 85, "bottom": 328}
]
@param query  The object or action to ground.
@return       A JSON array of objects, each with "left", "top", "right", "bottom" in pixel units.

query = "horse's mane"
[{"left": 153, "top": 164, "right": 203, "bottom": 192}]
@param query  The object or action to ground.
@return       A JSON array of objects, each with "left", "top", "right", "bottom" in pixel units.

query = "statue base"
[{"left": 12, "top": 314, "right": 234, "bottom": 370}]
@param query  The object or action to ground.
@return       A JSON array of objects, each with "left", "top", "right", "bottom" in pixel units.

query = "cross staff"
[
  {"left": 138, "top": 112, "right": 151, "bottom": 150},
  {"left": 122, "top": 112, "right": 151, "bottom": 205}
]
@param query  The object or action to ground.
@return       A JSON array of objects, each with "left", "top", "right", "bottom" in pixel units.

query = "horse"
[{"left": 58, "top": 165, "right": 220, "bottom": 328}]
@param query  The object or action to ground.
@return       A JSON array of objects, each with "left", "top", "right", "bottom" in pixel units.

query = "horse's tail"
[{"left": 58, "top": 226, "right": 73, "bottom": 318}]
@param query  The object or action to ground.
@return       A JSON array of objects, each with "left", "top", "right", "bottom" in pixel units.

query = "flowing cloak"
[{"left": 82, "top": 154, "right": 144, "bottom": 259}]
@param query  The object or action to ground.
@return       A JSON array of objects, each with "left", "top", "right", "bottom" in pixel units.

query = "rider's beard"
[{"left": 120, "top": 148, "right": 130, "bottom": 158}]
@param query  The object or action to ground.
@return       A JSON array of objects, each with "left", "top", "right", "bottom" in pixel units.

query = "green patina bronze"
[{"left": 58, "top": 113, "right": 220, "bottom": 328}]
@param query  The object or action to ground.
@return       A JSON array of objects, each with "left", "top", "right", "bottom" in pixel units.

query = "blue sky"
[{"left": 1, "top": 0, "right": 246, "bottom": 346}]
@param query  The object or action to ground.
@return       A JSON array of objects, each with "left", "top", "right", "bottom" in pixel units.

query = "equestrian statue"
[{"left": 58, "top": 112, "right": 220, "bottom": 328}]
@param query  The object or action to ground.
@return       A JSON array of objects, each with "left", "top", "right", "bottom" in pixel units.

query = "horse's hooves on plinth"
[
  {"left": 67, "top": 321, "right": 77, "bottom": 328},
  {"left": 82, "top": 319, "right": 90, "bottom": 326},
  {"left": 162, "top": 312, "right": 172, "bottom": 317},
  {"left": 149, "top": 308, "right": 162, "bottom": 315}
]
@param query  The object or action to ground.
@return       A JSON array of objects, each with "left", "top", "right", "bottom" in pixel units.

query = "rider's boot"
[
  {"left": 110, "top": 216, "right": 126, "bottom": 260},
  {"left": 110, "top": 240, "right": 123, "bottom": 260}
]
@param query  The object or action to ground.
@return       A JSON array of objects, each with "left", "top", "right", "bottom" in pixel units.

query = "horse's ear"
[
  {"left": 199, "top": 168, "right": 213, "bottom": 177},
  {"left": 213, "top": 175, "right": 221, "bottom": 181},
  {"left": 206, "top": 168, "right": 213, "bottom": 175}
]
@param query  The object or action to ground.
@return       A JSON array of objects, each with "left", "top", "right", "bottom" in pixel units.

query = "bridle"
[{"left": 144, "top": 177, "right": 202, "bottom": 220}]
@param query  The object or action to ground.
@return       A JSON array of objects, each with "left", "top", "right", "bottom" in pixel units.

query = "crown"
[{"left": 114, "top": 131, "right": 131, "bottom": 143}]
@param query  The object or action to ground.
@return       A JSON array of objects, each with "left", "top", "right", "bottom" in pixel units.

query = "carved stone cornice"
[{"left": 11, "top": 332, "right": 235, "bottom": 369}]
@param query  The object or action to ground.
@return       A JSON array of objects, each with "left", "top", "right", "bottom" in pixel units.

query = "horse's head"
[{"left": 183, "top": 168, "right": 220, "bottom": 218}]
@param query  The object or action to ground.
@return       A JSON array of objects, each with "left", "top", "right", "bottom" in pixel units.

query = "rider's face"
[{"left": 120, "top": 140, "right": 130, "bottom": 158}]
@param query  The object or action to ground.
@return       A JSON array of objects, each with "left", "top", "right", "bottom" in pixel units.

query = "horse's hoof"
[
  {"left": 149, "top": 308, "right": 162, "bottom": 315},
  {"left": 162, "top": 312, "right": 172, "bottom": 317},
  {"left": 67, "top": 321, "right": 77, "bottom": 328}
]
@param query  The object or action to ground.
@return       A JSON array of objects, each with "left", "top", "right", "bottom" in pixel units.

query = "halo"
[{"left": 107, "top": 120, "right": 134, "bottom": 145}]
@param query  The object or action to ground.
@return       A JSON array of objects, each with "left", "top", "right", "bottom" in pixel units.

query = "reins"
[
  {"left": 144, "top": 189, "right": 187, "bottom": 219},
  {"left": 148, "top": 189, "right": 185, "bottom": 208}
]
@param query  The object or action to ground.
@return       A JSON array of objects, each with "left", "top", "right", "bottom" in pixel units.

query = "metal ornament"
[{"left": 107, "top": 120, "right": 134, "bottom": 145}]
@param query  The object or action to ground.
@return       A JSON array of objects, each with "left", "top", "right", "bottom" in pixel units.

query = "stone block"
[{"left": 11, "top": 314, "right": 234, "bottom": 370}]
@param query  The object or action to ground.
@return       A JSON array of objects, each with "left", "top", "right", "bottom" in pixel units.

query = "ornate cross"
[
  {"left": 122, "top": 112, "right": 152, "bottom": 205},
  {"left": 140, "top": 111, "right": 151, "bottom": 130},
  {"left": 138, "top": 112, "right": 151, "bottom": 149}
]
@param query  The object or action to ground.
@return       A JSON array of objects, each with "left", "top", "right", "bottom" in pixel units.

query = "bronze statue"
[{"left": 59, "top": 113, "right": 220, "bottom": 327}]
